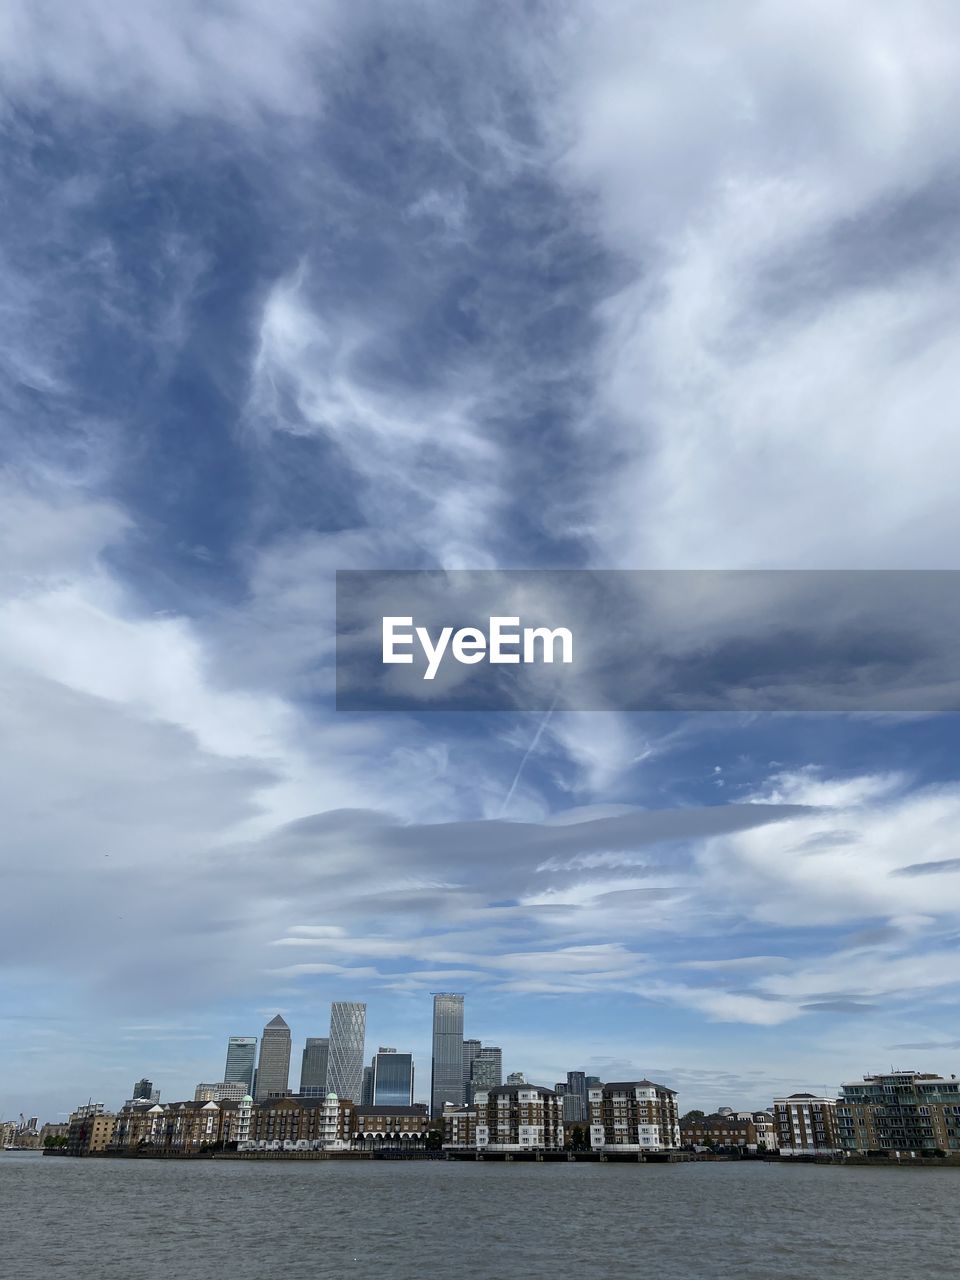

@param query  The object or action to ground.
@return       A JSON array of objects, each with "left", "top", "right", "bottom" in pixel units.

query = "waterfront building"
[
  {"left": 681, "top": 1111, "right": 772, "bottom": 1151},
  {"left": 352, "top": 1104, "right": 430, "bottom": 1147},
  {"left": 254, "top": 1017, "right": 291, "bottom": 1101},
  {"left": 431, "top": 994, "right": 465, "bottom": 1114},
  {"left": 219, "top": 1095, "right": 254, "bottom": 1146},
  {"left": 773, "top": 1094, "right": 841, "bottom": 1156},
  {"left": 470, "top": 1046, "right": 502, "bottom": 1095},
  {"left": 328, "top": 1002, "right": 367, "bottom": 1105},
  {"left": 836, "top": 1071, "right": 960, "bottom": 1154},
  {"left": 299, "top": 1037, "right": 329, "bottom": 1094},
  {"left": 474, "top": 1084, "right": 564, "bottom": 1152},
  {"left": 66, "top": 1106, "right": 116, "bottom": 1155},
  {"left": 372, "top": 1048, "right": 415, "bottom": 1107},
  {"left": 194, "top": 1082, "right": 246, "bottom": 1103},
  {"left": 250, "top": 1093, "right": 352, "bottom": 1148},
  {"left": 442, "top": 1103, "right": 479, "bottom": 1151},
  {"left": 224, "top": 1036, "right": 257, "bottom": 1092},
  {"left": 588, "top": 1080, "right": 680, "bottom": 1153}
]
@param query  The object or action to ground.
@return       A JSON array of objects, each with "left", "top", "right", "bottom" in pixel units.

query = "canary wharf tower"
[
  {"left": 431, "top": 993, "right": 465, "bottom": 1114},
  {"left": 327, "top": 1002, "right": 366, "bottom": 1104}
]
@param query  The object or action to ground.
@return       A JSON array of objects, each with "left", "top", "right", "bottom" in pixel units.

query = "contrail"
[{"left": 498, "top": 692, "right": 559, "bottom": 818}]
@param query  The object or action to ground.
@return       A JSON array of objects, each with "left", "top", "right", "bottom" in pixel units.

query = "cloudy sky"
[{"left": 3, "top": 0, "right": 960, "bottom": 1122}]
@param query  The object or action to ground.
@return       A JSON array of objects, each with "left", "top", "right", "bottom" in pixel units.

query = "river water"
[{"left": 3, "top": 1151, "right": 958, "bottom": 1279}]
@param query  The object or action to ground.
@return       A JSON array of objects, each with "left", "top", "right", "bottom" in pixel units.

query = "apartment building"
[
  {"left": 352, "top": 1103, "right": 431, "bottom": 1146},
  {"left": 474, "top": 1084, "right": 564, "bottom": 1152},
  {"left": 588, "top": 1080, "right": 680, "bottom": 1153},
  {"left": 66, "top": 1106, "right": 116, "bottom": 1155},
  {"left": 250, "top": 1094, "right": 353, "bottom": 1148},
  {"left": 442, "top": 1104, "right": 479, "bottom": 1150},
  {"left": 836, "top": 1071, "right": 960, "bottom": 1154},
  {"left": 773, "top": 1094, "right": 840, "bottom": 1156},
  {"left": 681, "top": 1109, "right": 777, "bottom": 1152}
]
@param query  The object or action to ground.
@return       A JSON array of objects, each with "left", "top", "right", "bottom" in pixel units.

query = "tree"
[
  {"left": 567, "top": 1125, "right": 588, "bottom": 1151},
  {"left": 681, "top": 1110, "right": 705, "bottom": 1126}
]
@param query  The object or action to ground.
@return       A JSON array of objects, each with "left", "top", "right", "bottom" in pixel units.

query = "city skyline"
[{"left": 4, "top": 0, "right": 960, "bottom": 1135}]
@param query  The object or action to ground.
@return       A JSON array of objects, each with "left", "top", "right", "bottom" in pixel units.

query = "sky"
[{"left": 3, "top": 0, "right": 960, "bottom": 1122}]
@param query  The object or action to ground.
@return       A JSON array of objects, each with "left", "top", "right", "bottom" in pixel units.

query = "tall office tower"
[
  {"left": 299, "top": 1037, "right": 329, "bottom": 1095},
  {"left": 372, "top": 1048, "right": 415, "bottom": 1106},
  {"left": 430, "top": 993, "right": 465, "bottom": 1114},
  {"left": 566, "top": 1070, "right": 588, "bottom": 1122},
  {"left": 585, "top": 1075, "right": 602, "bottom": 1088},
  {"left": 131, "top": 1078, "right": 154, "bottom": 1101},
  {"left": 254, "top": 1016, "right": 292, "bottom": 1101},
  {"left": 462, "top": 1038, "right": 481, "bottom": 1103},
  {"left": 327, "top": 1002, "right": 366, "bottom": 1103},
  {"left": 224, "top": 1036, "right": 257, "bottom": 1092},
  {"left": 470, "top": 1046, "right": 503, "bottom": 1094},
  {"left": 361, "top": 1065, "right": 374, "bottom": 1106}
]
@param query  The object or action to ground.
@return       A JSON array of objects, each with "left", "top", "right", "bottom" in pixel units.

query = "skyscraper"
[
  {"left": 462, "top": 1038, "right": 481, "bottom": 1104},
  {"left": 299, "top": 1037, "right": 329, "bottom": 1095},
  {"left": 566, "top": 1070, "right": 587, "bottom": 1122},
  {"left": 430, "top": 993, "right": 465, "bottom": 1114},
  {"left": 372, "top": 1048, "right": 415, "bottom": 1106},
  {"left": 224, "top": 1036, "right": 257, "bottom": 1092},
  {"left": 131, "top": 1078, "right": 154, "bottom": 1101},
  {"left": 327, "top": 1002, "right": 366, "bottom": 1103},
  {"left": 254, "top": 1016, "right": 291, "bottom": 1101},
  {"left": 470, "top": 1046, "right": 503, "bottom": 1094}
]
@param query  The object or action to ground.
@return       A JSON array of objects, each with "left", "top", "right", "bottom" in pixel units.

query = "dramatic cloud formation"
[{"left": 2, "top": 0, "right": 960, "bottom": 1118}]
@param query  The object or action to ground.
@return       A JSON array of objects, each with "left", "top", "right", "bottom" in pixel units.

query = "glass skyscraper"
[
  {"left": 224, "top": 1036, "right": 257, "bottom": 1093},
  {"left": 462, "top": 1038, "right": 481, "bottom": 1103},
  {"left": 299, "top": 1037, "right": 329, "bottom": 1094},
  {"left": 254, "top": 1015, "right": 291, "bottom": 1100},
  {"left": 430, "top": 993, "right": 465, "bottom": 1114},
  {"left": 566, "top": 1070, "right": 588, "bottom": 1122},
  {"left": 372, "top": 1048, "right": 414, "bottom": 1107},
  {"left": 327, "top": 1001, "right": 366, "bottom": 1104}
]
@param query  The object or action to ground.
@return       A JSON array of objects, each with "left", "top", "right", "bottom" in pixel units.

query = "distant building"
[
  {"left": 836, "top": 1071, "right": 960, "bottom": 1154},
  {"left": 372, "top": 1048, "right": 415, "bottom": 1107},
  {"left": 506, "top": 1071, "right": 526, "bottom": 1085},
  {"left": 462, "top": 1039, "right": 481, "bottom": 1103},
  {"left": 470, "top": 1046, "right": 502, "bottom": 1095},
  {"left": 565, "top": 1071, "right": 587, "bottom": 1122},
  {"left": 131, "top": 1078, "right": 157, "bottom": 1102},
  {"left": 254, "top": 1017, "right": 291, "bottom": 1101},
  {"left": 431, "top": 994, "right": 465, "bottom": 1114},
  {"left": 328, "top": 1002, "right": 366, "bottom": 1105},
  {"left": 299, "top": 1038, "right": 329, "bottom": 1094},
  {"left": 588, "top": 1080, "right": 680, "bottom": 1153},
  {"left": 474, "top": 1084, "right": 564, "bottom": 1152},
  {"left": 361, "top": 1066, "right": 374, "bottom": 1107},
  {"left": 773, "top": 1094, "right": 840, "bottom": 1156},
  {"left": 194, "top": 1082, "right": 247, "bottom": 1103},
  {"left": 224, "top": 1036, "right": 257, "bottom": 1093}
]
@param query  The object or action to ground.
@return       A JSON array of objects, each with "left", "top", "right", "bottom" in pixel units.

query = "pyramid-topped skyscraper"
[{"left": 254, "top": 1014, "right": 291, "bottom": 1100}]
